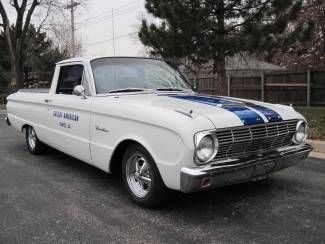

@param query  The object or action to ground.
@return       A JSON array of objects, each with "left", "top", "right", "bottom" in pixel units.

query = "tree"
[
  {"left": 48, "top": 19, "right": 83, "bottom": 57},
  {"left": 0, "top": 0, "right": 42, "bottom": 89},
  {"left": 23, "top": 25, "right": 69, "bottom": 85},
  {"left": 0, "top": 0, "right": 65, "bottom": 90},
  {"left": 139, "top": 0, "right": 313, "bottom": 95},
  {"left": 0, "top": 25, "right": 68, "bottom": 90},
  {"left": 270, "top": 0, "right": 324, "bottom": 68},
  {"left": 0, "top": 29, "right": 10, "bottom": 90}
]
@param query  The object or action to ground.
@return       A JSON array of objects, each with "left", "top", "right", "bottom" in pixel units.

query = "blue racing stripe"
[
  {"left": 245, "top": 103, "right": 283, "bottom": 122},
  {"left": 214, "top": 96, "right": 283, "bottom": 122},
  {"left": 169, "top": 95, "right": 264, "bottom": 125}
]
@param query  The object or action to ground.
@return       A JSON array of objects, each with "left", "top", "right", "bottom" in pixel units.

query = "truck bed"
[{"left": 18, "top": 88, "right": 50, "bottom": 93}]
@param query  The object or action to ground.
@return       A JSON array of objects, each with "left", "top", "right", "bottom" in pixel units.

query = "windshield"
[{"left": 90, "top": 58, "right": 193, "bottom": 94}]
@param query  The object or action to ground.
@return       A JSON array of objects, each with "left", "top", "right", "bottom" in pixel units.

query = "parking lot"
[{"left": 0, "top": 114, "right": 324, "bottom": 243}]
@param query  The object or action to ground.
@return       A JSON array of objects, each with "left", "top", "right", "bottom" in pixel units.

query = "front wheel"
[
  {"left": 122, "top": 144, "right": 168, "bottom": 208},
  {"left": 25, "top": 126, "right": 46, "bottom": 154}
]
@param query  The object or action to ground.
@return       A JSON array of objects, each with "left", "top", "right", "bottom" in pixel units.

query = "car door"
[{"left": 47, "top": 63, "right": 92, "bottom": 164}]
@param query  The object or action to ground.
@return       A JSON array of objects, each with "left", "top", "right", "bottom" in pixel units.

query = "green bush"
[{"left": 295, "top": 107, "right": 325, "bottom": 141}]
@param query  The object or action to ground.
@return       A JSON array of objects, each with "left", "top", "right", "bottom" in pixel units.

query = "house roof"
[{"left": 225, "top": 55, "right": 284, "bottom": 71}]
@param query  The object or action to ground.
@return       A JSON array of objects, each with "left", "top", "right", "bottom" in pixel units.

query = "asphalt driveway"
[{"left": 0, "top": 114, "right": 324, "bottom": 243}]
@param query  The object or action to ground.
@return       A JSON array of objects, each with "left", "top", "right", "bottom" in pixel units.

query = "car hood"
[{"left": 106, "top": 92, "right": 304, "bottom": 129}]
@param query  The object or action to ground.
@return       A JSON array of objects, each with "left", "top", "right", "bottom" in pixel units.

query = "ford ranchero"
[{"left": 5, "top": 57, "right": 312, "bottom": 207}]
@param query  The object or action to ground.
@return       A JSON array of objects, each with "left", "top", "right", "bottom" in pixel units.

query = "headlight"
[
  {"left": 292, "top": 120, "right": 308, "bottom": 144},
  {"left": 194, "top": 131, "right": 218, "bottom": 164}
]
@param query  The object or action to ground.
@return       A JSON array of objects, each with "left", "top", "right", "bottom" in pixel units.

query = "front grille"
[{"left": 214, "top": 120, "right": 298, "bottom": 160}]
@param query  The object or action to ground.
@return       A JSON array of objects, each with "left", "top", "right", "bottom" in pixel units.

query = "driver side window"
[{"left": 56, "top": 65, "right": 84, "bottom": 95}]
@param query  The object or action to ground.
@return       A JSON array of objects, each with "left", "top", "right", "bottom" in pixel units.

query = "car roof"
[{"left": 56, "top": 56, "right": 161, "bottom": 65}]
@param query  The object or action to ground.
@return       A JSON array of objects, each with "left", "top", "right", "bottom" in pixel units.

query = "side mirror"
[{"left": 73, "top": 85, "right": 87, "bottom": 99}]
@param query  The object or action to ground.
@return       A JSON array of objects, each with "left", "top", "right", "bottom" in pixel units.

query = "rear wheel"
[
  {"left": 122, "top": 144, "right": 168, "bottom": 207},
  {"left": 25, "top": 126, "right": 46, "bottom": 154}
]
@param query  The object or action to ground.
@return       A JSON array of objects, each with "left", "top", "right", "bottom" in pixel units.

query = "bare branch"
[
  {"left": 12, "top": 0, "right": 20, "bottom": 9},
  {"left": 36, "top": 2, "right": 52, "bottom": 34},
  {"left": 0, "top": 0, "right": 9, "bottom": 27},
  {"left": 22, "top": 0, "right": 40, "bottom": 36},
  {"left": 15, "top": 0, "right": 28, "bottom": 46}
]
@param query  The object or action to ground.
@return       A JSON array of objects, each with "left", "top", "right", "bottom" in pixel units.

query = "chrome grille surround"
[{"left": 214, "top": 120, "right": 298, "bottom": 160}]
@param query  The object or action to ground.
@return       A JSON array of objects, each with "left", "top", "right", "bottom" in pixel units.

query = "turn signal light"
[{"left": 201, "top": 177, "right": 212, "bottom": 188}]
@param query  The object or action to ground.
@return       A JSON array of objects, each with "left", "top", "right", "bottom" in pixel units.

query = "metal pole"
[
  {"left": 112, "top": 8, "right": 116, "bottom": 56},
  {"left": 71, "top": 0, "right": 75, "bottom": 57},
  {"left": 66, "top": 0, "right": 80, "bottom": 57}
]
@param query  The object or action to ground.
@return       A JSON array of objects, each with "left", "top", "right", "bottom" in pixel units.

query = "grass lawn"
[
  {"left": 0, "top": 104, "right": 5, "bottom": 110},
  {"left": 295, "top": 106, "right": 325, "bottom": 141}
]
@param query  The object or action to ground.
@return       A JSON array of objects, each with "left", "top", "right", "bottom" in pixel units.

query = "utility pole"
[
  {"left": 111, "top": 8, "right": 116, "bottom": 56},
  {"left": 66, "top": 0, "right": 80, "bottom": 57}
]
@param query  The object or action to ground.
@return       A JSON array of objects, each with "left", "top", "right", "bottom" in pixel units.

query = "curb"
[
  {"left": 309, "top": 152, "right": 325, "bottom": 160},
  {"left": 307, "top": 140, "right": 325, "bottom": 154}
]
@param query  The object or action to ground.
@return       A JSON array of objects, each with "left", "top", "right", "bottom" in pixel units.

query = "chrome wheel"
[
  {"left": 126, "top": 153, "right": 152, "bottom": 198},
  {"left": 27, "top": 127, "right": 37, "bottom": 150}
]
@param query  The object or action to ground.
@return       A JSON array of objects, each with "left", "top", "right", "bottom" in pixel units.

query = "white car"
[{"left": 6, "top": 57, "right": 312, "bottom": 207}]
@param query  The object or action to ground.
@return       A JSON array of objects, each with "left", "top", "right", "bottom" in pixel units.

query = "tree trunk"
[
  {"left": 9, "top": 60, "right": 17, "bottom": 87},
  {"left": 213, "top": 0, "right": 227, "bottom": 96},
  {"left": 0, "top": 0, "right": 39, "bottom": 91},
  {"left": 213, "top": 55, "right": 227, "bottom": 96},
  {"left": 9, "top": 56, "right": 24, "bottom": 90},
  {"left": 16, "top": 59, "right": 24, "bottom": 89}
]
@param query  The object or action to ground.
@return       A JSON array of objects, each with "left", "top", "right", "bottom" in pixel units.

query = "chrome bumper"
[{"left": 180, "top": 144, "right": 312, "bottom": 193}]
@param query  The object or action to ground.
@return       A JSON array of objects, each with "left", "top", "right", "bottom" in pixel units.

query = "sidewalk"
[
  {"left": 307, "top": 140, "right": 325, "bottom": 153},
  {"left": 307, "top": 140, "right": 325, "bottom": 159},
  {"left": 309, "top": 151, "right": 325, "bottom": 160}
]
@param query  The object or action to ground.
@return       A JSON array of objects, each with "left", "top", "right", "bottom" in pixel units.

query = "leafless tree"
[
  {"left": 271, "top": 0, "right": 325, "bottom": 68},
  {"left": 0, "top": 0, "right": 41, "bottom": 89},
  {"left": 0, "top": 0, "right": 85, "bottom": 90}
]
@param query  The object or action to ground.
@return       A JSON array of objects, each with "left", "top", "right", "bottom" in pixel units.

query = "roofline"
[{"left": 56, "top": 56, "right": 164, "bottom": 65}]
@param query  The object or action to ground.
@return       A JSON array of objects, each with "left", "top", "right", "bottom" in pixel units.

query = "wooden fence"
[
  {"left": 194, "top": 69, "right": 325, "bottom": 106},
  {"left": 1, "top": 69, "right": 324, "bottom": 106}
]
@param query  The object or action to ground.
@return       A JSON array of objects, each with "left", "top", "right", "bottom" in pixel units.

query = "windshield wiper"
[
  {"left": 106, "top": 88, "right": 146, "bottom": 94},
  {"left": 155, "top": 87, "right": 185, "bottom": 92}
]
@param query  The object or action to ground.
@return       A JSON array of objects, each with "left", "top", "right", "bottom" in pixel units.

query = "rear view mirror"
[{"left": 73, "top": 85, "right": 86, "bottom": 99}]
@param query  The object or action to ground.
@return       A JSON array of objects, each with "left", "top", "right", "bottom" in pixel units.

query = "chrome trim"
[
  {"left": 194, "top": 130, "right": 219, "bottom": 164},
  {"left": 292, "top": 120, "right": 308, "bottom": 145},
  {"left": 213, "top": 120, "right": 298, "bottom": 160},
  {"left": 181, "top": 144, "right": 312, "bottom": 193},
  {"left": 95, "top": 125, "right": 109, "bottom": 133},
  {"left": 174, "top": 109, "right": 193, "bottom": 118},
  {"left": 73, "top": 85, "right": 87, "bottom": 99}
]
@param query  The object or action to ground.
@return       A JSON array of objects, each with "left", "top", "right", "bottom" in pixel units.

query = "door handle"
[{"left": 44, "top": 99, "right": 52, "bottom": 103}]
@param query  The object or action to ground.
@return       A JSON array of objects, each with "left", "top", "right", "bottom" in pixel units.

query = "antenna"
[{"left": 111, "top": 8, "right": 116, "bottom": 56}]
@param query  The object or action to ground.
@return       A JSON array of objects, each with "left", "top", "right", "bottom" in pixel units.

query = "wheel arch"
[
  {"left": 21, "top": 124, "right": 29, "bottom": 133},
  {"left": 109, "top": 139, "right": 144, "bottom": 174},
  {"left": 109, "top": 138, "right": 158, "bottom": 176}
]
